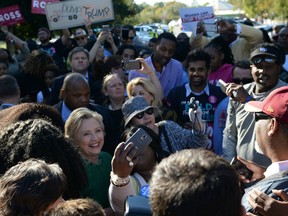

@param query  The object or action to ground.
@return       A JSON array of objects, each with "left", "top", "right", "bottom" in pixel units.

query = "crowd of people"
[{"left": 0, "top": 17, "right": 288, "bottom": 216}]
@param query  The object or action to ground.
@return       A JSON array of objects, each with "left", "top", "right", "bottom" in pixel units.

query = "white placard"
[
  {"left": 45, "top": 0, "right": 114, "bottom": 30},
  {"left": 179, "top": 6, "right": 215, "bottom": 36}
]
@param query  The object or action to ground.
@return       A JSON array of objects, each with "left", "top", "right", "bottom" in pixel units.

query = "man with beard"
[
  {"left": 128, "top": 32, "right": 183, "bottom": 97},
  {"left": 222, "top": 43, "right": 287, "bottom": 167},
  {"left": 166, "top": 50, "right": 226, "bottom": 151},
  {"left": 37, "top": 27, "right": 70, "bottom": 72}
]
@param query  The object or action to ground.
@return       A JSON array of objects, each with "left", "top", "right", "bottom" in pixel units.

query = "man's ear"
[
  {"left": 59, "top": 88, "right": 64, "bottom": 100},
  {"left": 268, "top": 118, "right": 278, "bottom": 137}
]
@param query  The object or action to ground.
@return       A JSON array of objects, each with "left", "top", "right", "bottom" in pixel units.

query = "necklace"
[{"left": 82, "top": 155, "right": 102, "bottom": 166}]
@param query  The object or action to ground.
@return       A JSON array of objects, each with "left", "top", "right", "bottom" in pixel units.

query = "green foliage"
[{"left": 228, "top": 0, "right": 288, "bottom": 20}]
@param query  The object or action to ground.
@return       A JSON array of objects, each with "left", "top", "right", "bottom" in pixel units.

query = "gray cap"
[{"left": 122, "top": 96, "right": 158, "bottom": 126}]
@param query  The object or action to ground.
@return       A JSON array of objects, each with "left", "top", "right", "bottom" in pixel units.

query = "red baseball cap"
[{"left": 244, "top": 86, "right": 288, "bottom": 124}]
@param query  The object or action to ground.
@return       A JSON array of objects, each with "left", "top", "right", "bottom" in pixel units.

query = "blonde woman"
[
  {"left": 127, "top": 77, "right": 162, "bottom": 108},
  {"left": 65, "top": 108, "right": 114, "bottom": 216},
  {"left": 127, "top": 77, "right": 179, "bottom": 122}
]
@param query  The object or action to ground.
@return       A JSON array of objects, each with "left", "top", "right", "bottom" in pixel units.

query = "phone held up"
[
  {"left": 219, "top": 79, "right": 238, "bottom": 98},
  {"left": 124, "top": 128, "right": 152, "bottom": 155},
  {"left": 122, "top": 28, "right": 129, "bottom": 40},
  {"left": 102, "top": 25, "right": 110, "bottom": 32},
  {"left": 122, "top": 60, "right": 141, "bottom": 71},
  {"left": 230, "top": 157, "right": 253, "bottom": 180}
]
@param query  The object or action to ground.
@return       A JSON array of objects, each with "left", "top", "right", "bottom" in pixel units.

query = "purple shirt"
[{"left": 128, "top": 55, "right": 183, "bottom": 97}]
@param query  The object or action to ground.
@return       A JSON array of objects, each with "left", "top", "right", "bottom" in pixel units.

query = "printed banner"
[
  {"left": 179, "top": 6, "right": 215, "bottom": 36},
  {"left": 0, "top": 5, "right": 25, "bottom": 26},
  {"left": 31, "top": 0, "right": 59, "bottom": 15},
  {"left": 45, "top": 0, "right": 114, "bottom": 30}
]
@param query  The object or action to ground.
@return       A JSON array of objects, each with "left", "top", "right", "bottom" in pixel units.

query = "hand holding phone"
[
  {"left": 124, "top": 128, "right": 152, "bottom": 155},
  {"left": 219, "top": 79, "right": 237, "bottom": 98},
  {"left": 122, "top": 28, "right": 129, "bottom": 40},
  {"left": 102, "top": 25, "right": 110, "bottom": 32},
  {"left": 231, "top": 157, "right": 253, "bottom": 180},
  {"left": 122, "top": 60, "right": 141, "bottom": 71}
]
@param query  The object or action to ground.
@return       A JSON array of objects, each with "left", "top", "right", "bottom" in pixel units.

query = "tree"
[{"left": 229, "top": 0, "right": 288, "bottom": 20}]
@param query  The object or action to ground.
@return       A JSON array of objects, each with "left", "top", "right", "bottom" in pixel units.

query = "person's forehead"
[
  {"left": 188, "top": 60, "right": 207, "bottom": 68},
  {"left": 123, "top": 48, "right": 135, "bottom": 54},
  {"left": 71, "top": 51, "right": 88, "bottom": 58},
  {"left": 66, "top": 82, "right": 89, "bottom": 92},
  {"left": 157, "top": 38, "right": 176, "bottom": 48},
  {"left": 38, "top": 30, "right": 48, "bottom": 35}
]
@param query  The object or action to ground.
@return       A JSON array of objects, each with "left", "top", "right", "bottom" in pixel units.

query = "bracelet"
[
  {"left": 245, "top": 95, "right": 253, "bottom": 103},
  {"left": 110, "top": 172, "right": 130, "bottom": 187}
]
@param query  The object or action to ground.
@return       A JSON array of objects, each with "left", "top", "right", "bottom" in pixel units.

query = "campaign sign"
[
  {"left": 31, "top": 0, "right": 59, "bottom": 15},
  {"left": 45, "top": 0, "right": 114, "bottom": 30},
  {"left": 0, "top": 5, "right": 25, "bottom": 26},
  {"left": 179, "top": 6, "right": 215, "bottom": 36}
]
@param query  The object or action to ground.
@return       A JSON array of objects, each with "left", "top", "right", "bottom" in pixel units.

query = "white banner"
[
  {"left": 179, "top": 6, "right": 215, "bottom": 36},
  {"left": 45, "top": 0, "right": 114, "bottom": 30}
]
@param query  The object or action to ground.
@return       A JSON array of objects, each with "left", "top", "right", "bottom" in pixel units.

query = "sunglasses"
[
  {"left": 254, "top": 112, "right": 272, "bottom": 122},
  {"left": 135, "top": 108, "right": 154, "bottom": 119},
  {"left": 128, "top": 36, "right": 135, "bottom": 40},
  {"left": 233, "top": 78, "right": 254, "bottom": 85},
  {"left": 251, "top": 56, "right": 276, "bottom": 65},
  {"left": 76, "top": 36, "right": 86, "bottom": 41}
]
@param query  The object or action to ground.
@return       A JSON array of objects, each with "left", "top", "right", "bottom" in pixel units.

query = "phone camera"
[{"left": 141, "top": 135, "right": 147, "bottom": 140}]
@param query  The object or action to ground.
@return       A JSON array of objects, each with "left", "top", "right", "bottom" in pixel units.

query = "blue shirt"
[{"left": 128, "top": 55, "right": 183, "bottom": 97}]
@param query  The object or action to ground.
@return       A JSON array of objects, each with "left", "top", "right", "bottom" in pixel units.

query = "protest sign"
[
  {"left": 31, "top": 0, "right": 59, "bottom": 15},
  {"left": 179, "top": 7, "right": 215, "bottom": 36},
  {"left": 45, "top": 0, "right": 114, "bottom": 30},
  {"left": 0, "top": 5, "right": 25, "bottom": 26}
]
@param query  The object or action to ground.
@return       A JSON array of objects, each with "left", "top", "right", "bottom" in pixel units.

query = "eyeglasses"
[
  {"left": 254, "top": 112, "right": 272, "bottom": 122},
  {"left": 76, "top": 36, "right": 86, "bottom": 41},
  {"left": 134, "top": 108, "right": 154, "bottom": 119},
  {"left": 128, "top": 36, "right": 135, "bottom": 40},
  {"left": 251, "top": 56, "right": 276, "bottom": 65},
  {"left": 233, "top": 78, "right": 254, "bottom": 85}
]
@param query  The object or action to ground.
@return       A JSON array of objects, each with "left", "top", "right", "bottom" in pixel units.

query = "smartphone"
[
  {"left": 122, "top": 60, "right": 141, "bottom": 71},
  {"left": 204, "top": 23, "right": 218, "bottom": 32},
  {"left": 102, "top": 25, "right": 110, "bottom": 32},
  {"left": 122, "top": 28, "right": 129, "bottom": 40},
  {"left": 230, "top": 157, "right": 253, "bottom": 180},
  {"left": 219, "top": 79, "right": 237, "bottom": 98},
  {"left": 124, "top": 128, "right": 152, "bottom": 154},
  {"left": 218, "top": 79, "right": 227, "bottom": 94}
]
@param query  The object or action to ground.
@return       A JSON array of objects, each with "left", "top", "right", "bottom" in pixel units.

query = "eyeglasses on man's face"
[{"left": 250, "top": 56, "right": 277, "bottom": 65}]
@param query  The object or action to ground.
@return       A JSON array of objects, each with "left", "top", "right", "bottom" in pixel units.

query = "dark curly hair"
[
  {"left": 0, "top": 103, "right": 64, "bottom": 131},
  {"left": 0, "top": 119, "right": 88, "bottom": 199},
  {"left": 23, "top": 49, "right": 54, "bottom": 78}
]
